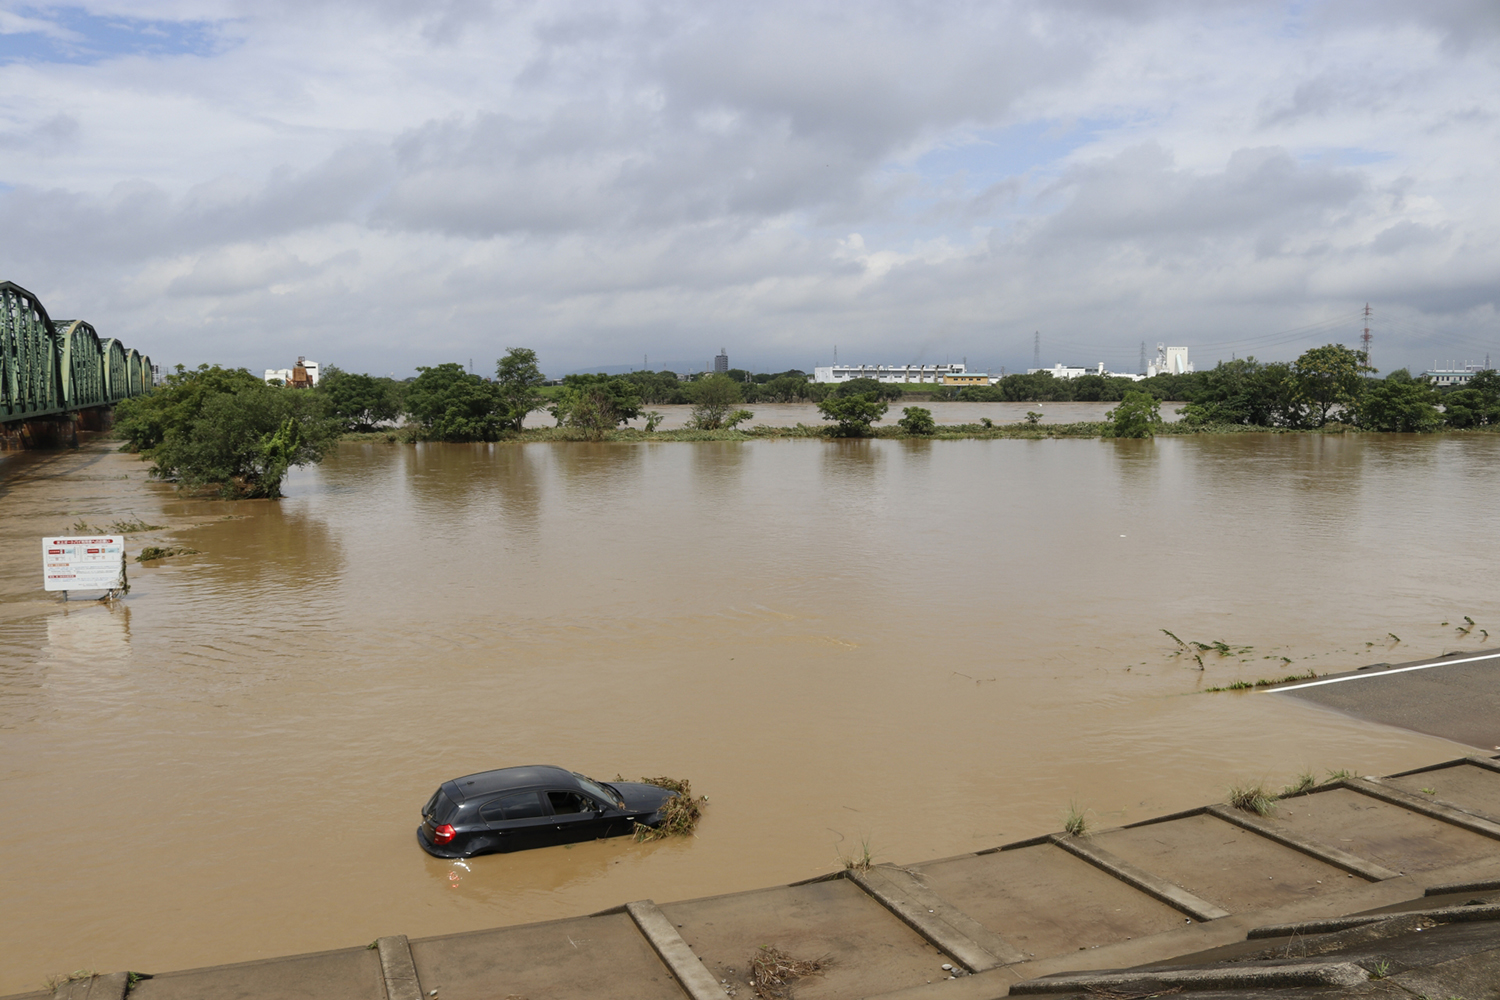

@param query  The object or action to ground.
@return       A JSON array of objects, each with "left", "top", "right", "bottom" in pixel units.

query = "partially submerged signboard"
[{"left": 43, "top": 536, "right": 127, "bottom": 594}]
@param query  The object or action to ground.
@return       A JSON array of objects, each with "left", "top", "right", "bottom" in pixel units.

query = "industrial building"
[
  {"left": 1026, "top": 362, "right": 1145, "bottom": 381},
  {"left": 1422, "top": 364, "right": 1491, "bottom": 387},
  {"left": 265, "top": 357, "right": 320, "bottom": 388},
  {"left": 813, "top": 363, "right": 991, "bottom": 384}
]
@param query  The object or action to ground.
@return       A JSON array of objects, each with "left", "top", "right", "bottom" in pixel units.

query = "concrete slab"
[
  {"left": 909, "top": 845, "right": 1188, "bottom": 962},
  {"left": 846, "top": 865, "right": 1027, "bottom": 971},
  {"left": 1047, "top": 833, "right": 1229, "bottom": 921},
  {"left": 128, "top": 945, "right": 384, "bottom": 1000},
  {"left": 1270, "top": 787, "right": 1500, "bottom": 874},
  {"left": 1385, "top": 760, "right": 1500, "bottom": 820},
  {"left": 407, "top": 911, "right": 684, "bottom": 1000},
  {"left": 1086, "top": 813, "right": 1356, "bottom": 914},
  {"left": 660, "top": 877, "right": 953, "bottom": 1000},
  {"left": 1274, "top": 653, "right": 1500, "bottom": 749}
]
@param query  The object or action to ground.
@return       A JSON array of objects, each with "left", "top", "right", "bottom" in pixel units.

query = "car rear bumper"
[{"left": 416, "top": 826, "right": 464, "bottom": 858}]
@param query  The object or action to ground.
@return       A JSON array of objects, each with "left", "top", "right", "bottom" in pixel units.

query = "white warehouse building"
[
  {"left": 813, "top": 363, "right": 991, "bottom": 384},
  {"left": 1026, "top": 362, "right": 1145, "bottom": 381}
]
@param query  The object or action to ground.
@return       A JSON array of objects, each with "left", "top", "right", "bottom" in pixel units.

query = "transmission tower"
[
  {"left": 1139, "top": 340, "right": 1147, "bottom": 375},
  {"left": 1033, "top": 331, "right": 1040, "bottom": 370},
  {"left": 1360, "top": 303, "right": 1373, "bottom": 367}
]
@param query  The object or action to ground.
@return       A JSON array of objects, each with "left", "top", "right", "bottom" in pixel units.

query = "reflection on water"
[{"left": 1, "top": 433, "right": 1498, "bottom": 992}]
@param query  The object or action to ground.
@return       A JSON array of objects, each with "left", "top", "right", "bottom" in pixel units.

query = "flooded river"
[{"left": 1, "top": 428, "right": 1496, "bottom": 992}]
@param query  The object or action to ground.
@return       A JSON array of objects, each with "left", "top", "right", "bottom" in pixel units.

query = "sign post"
[{"left": 43, "top": 536, "right": 128, "bottom": 600}]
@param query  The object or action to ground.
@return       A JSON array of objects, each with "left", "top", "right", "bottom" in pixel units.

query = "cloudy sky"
[{"left": 1, "top": 1, "right": 1497, "bottom": 378}]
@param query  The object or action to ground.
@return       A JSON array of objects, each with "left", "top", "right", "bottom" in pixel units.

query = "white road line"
[{"left": 1270, "top": 650, "right": 1500, "bottom": 693}]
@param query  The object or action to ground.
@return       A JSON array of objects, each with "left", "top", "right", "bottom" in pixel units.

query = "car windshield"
[{"left": 573, "top": 772, "right": 623, "bottom": 807}]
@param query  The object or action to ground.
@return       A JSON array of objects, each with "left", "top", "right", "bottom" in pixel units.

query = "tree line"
[{"left": 113, "top": 343, "right": 1500, "bottom": 499}]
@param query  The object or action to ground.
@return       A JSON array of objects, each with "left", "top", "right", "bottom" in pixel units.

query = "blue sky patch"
[
  {"left": 0, "top": 6, "right": 224, "bottom": 65},
  {"left": 910, "top": 119, "right": 1103, "bottom": 192}
]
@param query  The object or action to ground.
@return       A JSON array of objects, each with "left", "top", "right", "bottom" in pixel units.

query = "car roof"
[{"left": 445, "top": 764, "right": 576, "bottom": 801}]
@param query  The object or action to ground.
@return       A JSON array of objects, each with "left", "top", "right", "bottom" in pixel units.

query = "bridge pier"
[{"left": 0, "top": 412, "right": 85, "bottom": 451}]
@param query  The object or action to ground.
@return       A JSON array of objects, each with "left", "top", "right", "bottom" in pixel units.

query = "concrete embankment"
[{"left": 13, "top": 752, "right": 1500, "bottom": 1000}]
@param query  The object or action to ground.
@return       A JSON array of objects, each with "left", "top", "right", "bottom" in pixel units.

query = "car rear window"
[{"left": 430, "top": 790, "right": 461, "bottom": 824}]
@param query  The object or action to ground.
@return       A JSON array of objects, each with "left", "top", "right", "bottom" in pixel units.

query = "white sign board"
[{"left": 43, "top": 536, "right": 127, "bottom": 592}]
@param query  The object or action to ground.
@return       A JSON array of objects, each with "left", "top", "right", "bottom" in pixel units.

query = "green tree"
[
  {"left": 549, "top": 374, "right": 642, "bottom": 439},
  {"left": 494, "top": 348, "right": 548, "bottom": 432},
  {"left": 114, "top": 365, "right": 338, "bottom": 498},
  {"left": 1107, "top": 390, "right": 1164, "bottom": 438},
  {"left": 1178, "top": 358, "right": 1300, "bottom": 427},
  {"left": 1441, "top": 369, "right": 1500, "bottom": 428},
  {"left": 623, "top": 370, "right": 690, "bottom": 404},
  {"left": 1356, "top": 369, "right": 1441, "bottom": 432},
  {"left": 687, "top": 374, "right": 744, "bottom": 429},
  {"left": 404, "top": 363, "right": 502, "bottom": 441},
  {"left": 897, "top": 406, "right": 936, "bottom": 435},
  {"left": 818, "top": 393, "right": 887, "bottom": 436},
  {"left": 1293, "top": 344, "right": 1373, "bottom": 427},
  {"left": 760, "top": 374, "right": 814, "bottom": 402},
  {"left": 834, "top": 377, "right": 904, "bottom": 401},
  {"left": 316, "top": 365, "right": 403, "bottom": 432},
  {"left": 993, "top": 372, "right": 1074, "bottom": 402},
  {"left": 116, "top": 364, "right": 265, "bottom": 453}
]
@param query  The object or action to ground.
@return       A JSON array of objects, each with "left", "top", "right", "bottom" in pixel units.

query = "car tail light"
[{"left": 433, "top": 824, "right": 455, "bottom": 845}]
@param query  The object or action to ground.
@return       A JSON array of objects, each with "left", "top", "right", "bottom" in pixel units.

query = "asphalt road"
[{"left": 1273, "top": 650, "right": 1500, "bottom": 751}]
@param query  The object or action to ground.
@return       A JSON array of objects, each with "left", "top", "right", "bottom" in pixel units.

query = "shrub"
[
  {"left": 1107, "top": 390, "right": 1164, "bottom": 438},
  {"left": 897, "top": 406, "right": 936, "bottom": 435},
  {"left": 818, "top": 393, "right": 888, "bottom": 436}
]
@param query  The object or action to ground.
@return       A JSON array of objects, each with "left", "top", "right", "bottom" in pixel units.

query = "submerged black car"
[{"left": 417, "top": 765, "right": 677, "bottom": 858}]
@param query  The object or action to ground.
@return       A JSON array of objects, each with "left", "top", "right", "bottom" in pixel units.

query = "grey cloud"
[
  {"left": 0, "top": 142, "right": 392, "bottom": 270},
  {"left": 0, "top": 113, "right": 80, "bottom": 154},
  {"left": 375, "top": 4, "right": 1083, "bottom": 238},
  {"left": 166, "top": 246, "right": 320, "bottom": 297},
  {"left": 1370, "top": 220, "right": 1447, "bottom": 255},
  {"left": 1036, "top": 144, "right": 1366, "bottom": 252}
]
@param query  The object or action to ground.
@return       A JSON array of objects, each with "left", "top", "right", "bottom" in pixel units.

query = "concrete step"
[{"left": 1083, "top": 812, "right": 1360, "bottom": 915}]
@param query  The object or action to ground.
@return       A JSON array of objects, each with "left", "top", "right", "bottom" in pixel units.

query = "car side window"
[
  {"left": 547, "top": 791, "right": 593, "bottom": 815},
  {"left": 487, "top": 790, "right": 545, "bottom": 821}
]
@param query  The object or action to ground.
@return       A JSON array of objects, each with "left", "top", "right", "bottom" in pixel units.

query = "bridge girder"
[{"left": 0, "top": 281, "right": 152, "bottom": 423}]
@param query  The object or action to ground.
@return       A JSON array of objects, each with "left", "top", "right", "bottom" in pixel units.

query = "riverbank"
[
  {"left": 11, "top": 748, "right": 1500, "bottom": 1000},
  {"left": 340, "top": 418, "right": 1500, "bottom": 444}
]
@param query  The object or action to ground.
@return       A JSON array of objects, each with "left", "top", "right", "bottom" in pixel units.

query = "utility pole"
[
  {"left": 1033, "top": 331, "right": 1040, "bottom": 370},
  {"left": 1360, "top": 303, "right": 1373, "bottom": 368},
  {"left": 1139, "top": 340, "right": 1146, "bottom": 375}
]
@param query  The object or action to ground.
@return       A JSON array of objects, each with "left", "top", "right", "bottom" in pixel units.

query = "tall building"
[
  {"left": 714, "top": 348, "right": 728, "bottom": 373},
  {"left": 1146, "top": 344, "right": 1193, "bottom": 377}
]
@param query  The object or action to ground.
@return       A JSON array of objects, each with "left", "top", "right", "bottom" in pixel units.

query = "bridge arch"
[{"left": 1, "top": 280, "right": 153, "bottom": 423}]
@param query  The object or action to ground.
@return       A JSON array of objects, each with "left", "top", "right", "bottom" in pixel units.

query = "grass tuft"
[
  {"left": 1202, "top": 670, "right": 1316, "bottom": 693},
  {"left": 1228, "top": 782, "right": 1277, "bottom": 816},
  {"left": 72, "top": 516, "right": 162, "bottom": 534},
  {"left": 749, "top": 946, "right": 824, "bottom": 997},
  {"left": 137, "top": 546, "right": 199, "bottom": 562},
  {"left": 44, "top": 970, "right": 96, "bottom": 992},
  {"left": 630, "top": 776, "right": 705, "bottom": 841},
  {"left": 1280, "top": 771, "right": 1318, "bottom": 798},
  {"left": 1063, "top": 801, "right": 1088, "bottom": 837},
  {"left": 840, "top": 836, "right": 874, "bottom": 871}
]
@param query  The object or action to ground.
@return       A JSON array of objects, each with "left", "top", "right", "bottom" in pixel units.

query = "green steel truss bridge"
[{"left": 1, "top": 280, "right": 153, "bottom": 424}]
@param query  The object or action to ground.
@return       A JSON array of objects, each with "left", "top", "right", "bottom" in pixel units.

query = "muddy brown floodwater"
[{"left": 2, "top": 431, "right": 1497, "bottom": 993}]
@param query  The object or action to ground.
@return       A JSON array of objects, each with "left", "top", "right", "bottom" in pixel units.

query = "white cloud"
[{"left": 0, "top": 0, "right": 1496, "bottom": 376}]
